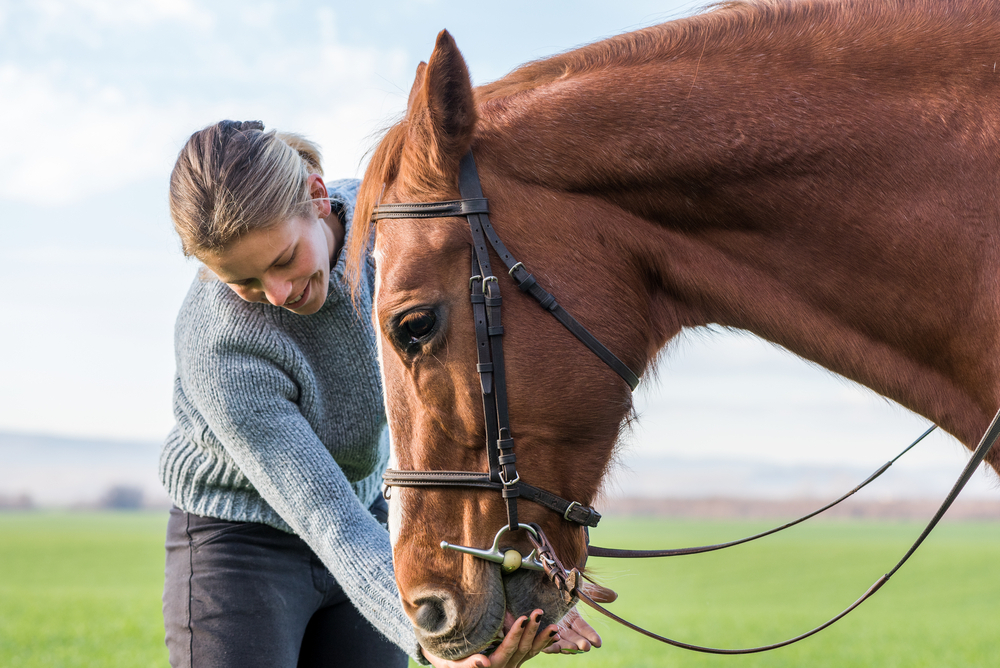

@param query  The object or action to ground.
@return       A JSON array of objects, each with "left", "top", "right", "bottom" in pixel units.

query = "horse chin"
[
  {"left": 414, "top": 565, "right": 573, "bottom": 661},
  {"left": 502, "top": 568, "right": 575, "bottom": 630}
]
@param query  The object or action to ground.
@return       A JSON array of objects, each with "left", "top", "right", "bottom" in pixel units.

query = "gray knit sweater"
[{"left": 159, "top": 179, "right": 419, "bottom": 659}]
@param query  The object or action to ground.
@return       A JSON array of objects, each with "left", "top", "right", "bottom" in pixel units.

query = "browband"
[{"left": 372, "top": 198, "right": 489, "bottom": 220}]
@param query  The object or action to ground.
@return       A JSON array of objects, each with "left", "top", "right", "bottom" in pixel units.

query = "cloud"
[
  {"left": 0, "top": 1, "right": 409, "bottom": 204},
  {"left": 33, "top": 0, "right": 208, "bottom": 26},
  {"left": 0, "top": 63, "right": 176, "bottom": 203}
]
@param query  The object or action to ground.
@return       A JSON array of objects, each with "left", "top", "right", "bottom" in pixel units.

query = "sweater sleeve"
[{"left": 179, "top": 317, "right": 421, "bottom": 659}]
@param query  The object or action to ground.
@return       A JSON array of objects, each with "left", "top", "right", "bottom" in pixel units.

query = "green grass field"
[
  {"left": 0, "top": 512, "right": 169, "bottom": 668},
  {"left": 535, "top": 518, "right": 1000, "bottom": 668},
  {"left": 1, "top": 512, "right": 998, "bottom": 667}
]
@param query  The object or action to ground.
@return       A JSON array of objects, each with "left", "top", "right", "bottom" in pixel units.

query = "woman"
[{"left": 161, "top": 120, "right": 600, "bottom": 667}]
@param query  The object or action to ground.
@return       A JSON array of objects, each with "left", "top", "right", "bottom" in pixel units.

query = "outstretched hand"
[{"left": 422, "top": 609, "right": 561, "bottom": 668}]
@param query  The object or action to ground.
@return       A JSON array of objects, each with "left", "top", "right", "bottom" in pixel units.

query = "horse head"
[{"left": 352, "top": 30, "right": 647, "bottom": 659}]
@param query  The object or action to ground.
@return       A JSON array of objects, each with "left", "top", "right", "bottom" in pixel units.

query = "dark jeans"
[{"left": 163, "top": 498, "right": 408, "bottom": 668}]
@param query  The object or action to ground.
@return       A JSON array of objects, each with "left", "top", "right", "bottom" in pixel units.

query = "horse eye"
[{"left": 400, "top": 310, "right": 437, "bottom": 342}]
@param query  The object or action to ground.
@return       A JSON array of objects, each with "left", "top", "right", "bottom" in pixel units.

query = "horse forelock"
[{"left": 347, "top": 122, "right": 406, "bottom": 305}]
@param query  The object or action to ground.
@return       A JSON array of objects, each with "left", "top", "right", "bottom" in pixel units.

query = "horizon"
[{"left": 4, "top": 429, "right": 999, "bottom": 507}]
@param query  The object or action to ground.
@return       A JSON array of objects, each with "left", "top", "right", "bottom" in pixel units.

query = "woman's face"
[{"left": 200, "top": 175, "right": 341, "bottom": 316}]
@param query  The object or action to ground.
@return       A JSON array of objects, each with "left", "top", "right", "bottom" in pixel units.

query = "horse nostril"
[
  {"left": 414, "top": 596, "right": 450, "bottom": 633},
  {"left": 410, "top": 587, "right": 463, "bottom": 641}
]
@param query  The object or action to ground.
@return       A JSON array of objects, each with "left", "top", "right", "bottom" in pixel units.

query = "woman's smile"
[
  {"left": 285, "top": 283, "right": 308, "bottom": 308},
  {"left": 283, "top": 273, "right": 317, "bottom": 311}
]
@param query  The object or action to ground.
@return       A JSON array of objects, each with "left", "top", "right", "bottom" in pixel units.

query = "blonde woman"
[{"left": 160, "top": 120, "right": 600, "bottom": 668}]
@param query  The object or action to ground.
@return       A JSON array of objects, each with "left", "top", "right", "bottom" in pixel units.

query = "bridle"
[
  {"left": 375, "top": 150, "right": 638, "bottom": 541},
  {"left": 373, "top": 150, "right": 1000, "bottom": 653}
]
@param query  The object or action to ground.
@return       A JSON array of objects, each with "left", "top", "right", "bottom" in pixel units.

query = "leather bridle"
[
  {"left": 375, "top": 151, "right": 638, "bottom": 539},
  {"left": 372, "top": 149, "right": 1000, "bottom": 653}
]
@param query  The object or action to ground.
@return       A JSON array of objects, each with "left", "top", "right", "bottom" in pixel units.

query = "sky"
[{"left": 1, "top": 0, "right": 996, "bottom": 495}]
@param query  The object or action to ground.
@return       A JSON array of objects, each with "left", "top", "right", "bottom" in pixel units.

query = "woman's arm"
[{"left": 173, "top": 300, "right": 419, "bottom": 658}]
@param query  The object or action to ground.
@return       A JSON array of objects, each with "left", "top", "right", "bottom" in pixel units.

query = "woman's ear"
[{"left": 307, "top": 173, "right": 332, "bottom": 218}]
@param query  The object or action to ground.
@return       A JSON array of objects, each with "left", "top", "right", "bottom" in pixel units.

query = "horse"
[{"left": 346, "top": 0, "right": 1000, "bottom": 659}]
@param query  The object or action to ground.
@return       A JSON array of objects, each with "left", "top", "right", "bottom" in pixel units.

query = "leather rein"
[{"left": 373, "top": 150, "right": 1000, "bottom": 654}]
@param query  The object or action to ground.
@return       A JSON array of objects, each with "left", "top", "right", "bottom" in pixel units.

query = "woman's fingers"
[
  {"left": 421, "top": 648, "right": 489, "bottom": 668},
  {"left": 424, "top": 608, "right": 591, "bottom": 666},
  {"left": 517, "top": 610, "right": 544, "bottom": 655},
  {"left": 581, "top": 581, "right": 617, "bottom": 604},
  {"left": 483, "top": 609, "right": 553, "bottom": 667},
  {"left": 540, "top": 608, "right": 601, "bottom": 654},
  {"left": 531, "top": 624, "right": 560, "bottom": 654},
  {"left": 565, "top": 608, "right": 602, "bottom": 648}
]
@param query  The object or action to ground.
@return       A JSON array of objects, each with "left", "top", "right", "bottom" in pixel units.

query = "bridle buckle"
[{"left": 499, "top": 470, "right": 520, "bottom": 487}]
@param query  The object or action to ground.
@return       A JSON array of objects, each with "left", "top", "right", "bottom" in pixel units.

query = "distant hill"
[
  {"left": 600, "top": 454, "right": 1000, "bottom": 502},
  {"left": 2, "top": 430, "right": 999, "bottom": 511},
  {"left": 600, "top": 496, "right": 1000, "bottom": 520},
  {"left": 0, "top": 431, "right": 167, "bottom": 508}
]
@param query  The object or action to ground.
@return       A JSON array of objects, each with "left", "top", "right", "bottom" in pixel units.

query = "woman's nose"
[{"left": 262, "top": 277, "right": 293, "bottom": 306}]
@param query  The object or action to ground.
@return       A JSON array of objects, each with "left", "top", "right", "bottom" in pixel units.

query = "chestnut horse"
[{"left": 347, "top": 0, "right": 1000, "bottom": 659}]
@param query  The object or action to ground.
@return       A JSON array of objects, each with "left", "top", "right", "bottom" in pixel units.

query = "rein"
[
  {"left": 373, "top": 150, "right": 1000, "bottom": 653},
  {"left": 571, "top": 411, "right": 1000, "bottom": 653},
  {"left": 589, "top": 424, "right": 937, "bottom": 559}
]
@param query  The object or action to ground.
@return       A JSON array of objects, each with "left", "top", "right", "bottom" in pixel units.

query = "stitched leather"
[
  {"left": 372, "top": 198, "right": 489, "bottom": 219},
  {"left": 381, "top": 470, "right": 601, "bottom": 528}
]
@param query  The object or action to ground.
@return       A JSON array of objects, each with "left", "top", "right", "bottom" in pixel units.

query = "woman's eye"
[{"left": 399, "top": 310, "right": 436, "bottom": 343}]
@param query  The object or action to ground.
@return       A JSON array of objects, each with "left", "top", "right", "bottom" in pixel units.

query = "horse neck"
[{"left": 474, "top": 8, "right": 1000, "bottom": 448}]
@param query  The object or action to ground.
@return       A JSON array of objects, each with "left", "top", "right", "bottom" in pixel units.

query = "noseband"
[{"left": 372, "top": 149, "right": 1000, "bottom": 654}]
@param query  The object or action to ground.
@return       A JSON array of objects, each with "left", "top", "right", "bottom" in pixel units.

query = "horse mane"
[
  {"left": 476, "top": 0, "right": 995, "bottom": 108},
  {"left": 347, "top": 0, "right": 997, "bottom": 296},
  {"left": 347, "top": 121, "right": 406, "bottom": 302}
]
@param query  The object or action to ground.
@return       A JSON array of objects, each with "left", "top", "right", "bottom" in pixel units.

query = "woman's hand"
[
  {"left": 541, "top": 607, "right": 601, "bottom": 655},
  {"left": 422, "top": 609, "right": 559, "bottom": 668}
]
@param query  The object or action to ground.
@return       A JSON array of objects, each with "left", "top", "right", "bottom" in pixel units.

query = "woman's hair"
[{"left": 169, "top": 120, "right": 324, "bottom": 256}]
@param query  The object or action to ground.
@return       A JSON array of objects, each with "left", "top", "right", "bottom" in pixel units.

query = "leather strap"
[
  {"left": 588, "top": 425, "right": 936, "bottom": 558},
  {"left": 382, "top": 469, "right": 602, "bottom": 528},
  {"left": 470, "top": 259, "right": 494, "bottom": 395},
  {"left": 457, "top": 152, "right": 640, "bottom": 391},
  {"left": 372, "top": 198, "right": 489, "bottom": 219},
  {"left": 471, "top": 250, "right": 519, "bottom": 529},
  {"left": 574, "top": 412, "right": 1000, "bottom": 653}
]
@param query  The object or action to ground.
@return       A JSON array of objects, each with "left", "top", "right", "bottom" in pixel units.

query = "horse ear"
[
  {"left": 404, "top": 30, "right": 477, "bottom": 182},
  {"left": 406, "top": 61, "right": 428, "bottom": 112}
]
